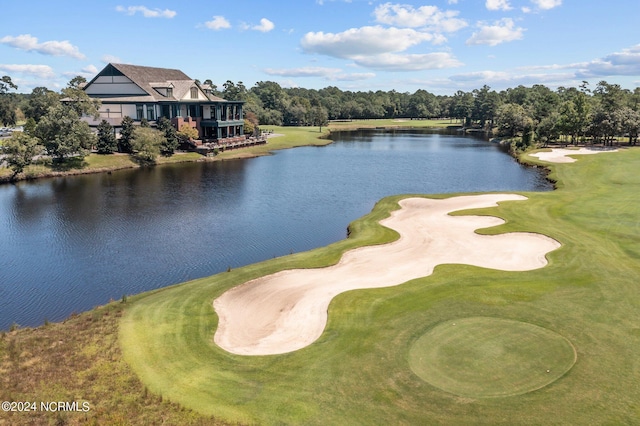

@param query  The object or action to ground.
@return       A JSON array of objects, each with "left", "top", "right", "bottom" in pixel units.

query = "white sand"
[
  {"left": 213, "top": 194, "right": 561, "bottom": 356},
  {"left": 531, "top": 147, "right": 618, "bottom": 163}
]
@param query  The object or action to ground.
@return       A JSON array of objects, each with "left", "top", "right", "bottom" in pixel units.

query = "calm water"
[{"left": 0, "top": 130, "right": 551, "bottom": 329}]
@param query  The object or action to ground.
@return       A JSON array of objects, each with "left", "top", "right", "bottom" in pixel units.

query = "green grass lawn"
[
  {"left": 326, "top": 118, "right": 460, "bottom": 130},
  {"left": 408, "top": 317, "right": 576, "bottom": 398},
  {"left": 119, "top": 146, "right": 640, "bottom": 424}
]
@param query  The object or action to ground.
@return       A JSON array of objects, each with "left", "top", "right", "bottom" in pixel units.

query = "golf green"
[{"left": 408, "top": 317, "right": 577, "bottom": 398}]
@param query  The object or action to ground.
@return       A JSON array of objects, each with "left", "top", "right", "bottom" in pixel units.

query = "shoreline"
[
  {"left": 0, "top": 120, "right": 458, "bottom": 185},
  {"left": 4, "top": 144, "right": 638, "bottom": 424}
]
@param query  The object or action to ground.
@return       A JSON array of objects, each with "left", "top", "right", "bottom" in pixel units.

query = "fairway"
[
  {"left": 120, "top": 147, "right": 640, "bottom": 425},
  {"left": 408, "top": 317, "right": 576, "bottom": 398}
]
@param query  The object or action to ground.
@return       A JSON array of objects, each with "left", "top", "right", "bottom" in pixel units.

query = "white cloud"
[
  {"left": 373, "top": 3, "right": 467, "bottom": 33},
  {"left": 450, "top": 70, "right": 511, "bottom": 82},
  {"left": 101, "top": 55, "right": 122, "bottom": 64},
  {"left": 82, "top": 65, "right": 99, "bottom": 75},
  {"left": 264, "top": 67, "right": 343, "bottom": 77},
  {"left": 530, "top": 0, "right": 562, "bottom": 10},
  {"left": 443, "top": 46, "right": 640, "bottom": 91},
  {"left": 300, "top": 24, "right": 462, "bottom": 72},
  {"left": 0, "top": 34, "right": 85, "bottom": 59},
  {"left": 115, "top": 5, "right": 176, "bottom": 18},
  {"left": 353, "top": 52, "right": 463, "bottom": 71},
  {"left": 316, "top": 0, "right": 353, "bottom": 4},
  {"left": 448, "top": 0, "right": 458, "bottom": 4},
  {"left": 263, "top": 66, "right": 375, "bottom": 81},
  {"left": 331, "top": 72, "right": 376, "bottom": 81},
  {"left": 447, "top": 70, "right": 578, "bottom": 90},
  {"left": 253, "top": 18, "right": 275, "bottom": 32},
  {"left": 0, "top": 64, "right": 55, "bottom": 79},
  {"left": 466, "top": 19, "right": 524, "bottom": 46},
  {"left": 522, "top": 6, "right": 532, "bottom": 13},
  {"left": 514, "top": 44, "right": 640, "bottom": 79},
  {"left": 205, "top": 16, "right": 231, "bottom": 30},
  {"left": 301, "top": 26, "right": 443, "bottom": 59},
  {"left": 486, "top": 0, "right": 512, "bottom": 11},
  {"left": 575, "top": 44, "right": 640, "bottom": 78}
]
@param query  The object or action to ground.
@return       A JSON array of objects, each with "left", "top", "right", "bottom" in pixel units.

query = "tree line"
[
  {"left": 211, "top": 79, "right": 640, "bottom": 150},
  {"left": 2, "top": 73, "right": 640, "bottom": 178}
]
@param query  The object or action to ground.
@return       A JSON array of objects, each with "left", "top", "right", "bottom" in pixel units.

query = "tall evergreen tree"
[
  {"left": 96, "top": 120, "right": 117, "bottom": 154},
  {"left": 157, "top": 116, "right": 178, "bottom": 156},
  {"left": 119, "top": 116, "right": 135, "bottom": 153}
]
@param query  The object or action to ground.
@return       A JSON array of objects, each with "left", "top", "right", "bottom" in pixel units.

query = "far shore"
[
  {"left": 2, "top": 119, "right": 632, "bottom": 185},
  {"left": 0, "top": 119, "right": 458, "bottom": 185}
]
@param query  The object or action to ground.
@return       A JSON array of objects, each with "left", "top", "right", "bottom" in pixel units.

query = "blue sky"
[{"left": 1, "top": 0, "right": 639, "bottom": 95}]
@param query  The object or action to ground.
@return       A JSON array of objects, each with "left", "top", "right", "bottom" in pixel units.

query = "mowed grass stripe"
[{"left": 120, "top": 147, "right": 640, "bottom": 425}]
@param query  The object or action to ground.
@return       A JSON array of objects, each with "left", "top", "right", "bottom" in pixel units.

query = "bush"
[
  {"left": 177, "top": 124, "right": 199, "bottom": 143},
  {"left": 132, "top": 127, "right": 162, "bottom": 165}
]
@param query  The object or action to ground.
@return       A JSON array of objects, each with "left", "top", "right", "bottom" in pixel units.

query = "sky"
[{"left": 1, "top": 0, "right": 639, "bottom": 95}]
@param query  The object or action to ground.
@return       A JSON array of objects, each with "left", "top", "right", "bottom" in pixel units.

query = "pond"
[{"left": 0, "top": 129, "right": 551, "bottom": 330}]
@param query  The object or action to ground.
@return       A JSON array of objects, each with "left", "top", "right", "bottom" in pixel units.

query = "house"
[{"left": 82, "top": 63, "right": 244, "bottom": 141}]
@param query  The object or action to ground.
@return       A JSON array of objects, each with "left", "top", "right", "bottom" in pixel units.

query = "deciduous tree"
[
  {"left": 615, "top": 107, "right": 640, "bottom": 145},
  {"left": 496, "top": 103, "right": 535, "bottom": 139},
  {"left": 177, "top": 124, "right": 199, "bottom": 143},
  {"left": 132, "top": 127, "right": 162, "bottom": 164},
  {"left": 2, "top": 131, "right": 41, "bottom": 178},
  {"left": 310, "top": 105, "right": 328, "bottom": 132},
  {"left": 0, "top": 75, "right": 18, "bottom": 126},
  {"left": 61, "top": 76, "right": 101, "bottom": 118},
  {"left": 24, "top": 87, "right": 60, "bottom": 122},
  {"left": 34, "top": 104, "right": 95, "bottom": 160}
]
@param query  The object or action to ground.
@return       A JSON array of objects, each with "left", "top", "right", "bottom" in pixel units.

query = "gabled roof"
[
  {"left": 110, "top": 63, "right": 190, "bottom": 101},
  {"left": 85, "top": 63, "right": 240, "bottom": 103}
]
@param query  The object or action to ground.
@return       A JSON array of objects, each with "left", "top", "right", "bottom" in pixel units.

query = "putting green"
[{"left": 408, "top": 317, "right": 576, "bottom": 398}]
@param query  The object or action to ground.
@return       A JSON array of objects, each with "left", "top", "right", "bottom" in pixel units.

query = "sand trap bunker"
[
  {"left": 214, "top": 194, "right": 561, "bottom": 356},
  {"left": 409, "top": 317, "right": 577, "bottom": 398},
  {"left": 531, "top": 147, "right": 618, "bottom": 163}
]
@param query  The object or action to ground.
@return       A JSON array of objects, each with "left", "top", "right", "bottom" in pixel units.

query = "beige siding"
[
  {"left": 179, "top": 86, "right": 207, "bottom": 101},
  {"left": 85, "top": 75, "right": 146, "bottom": 95},
  {"left": 99, "top": 104, "right": 123, "bottom": 118},
  {"left": 122, "top": 104, "right": 137, "bottom": 117}
]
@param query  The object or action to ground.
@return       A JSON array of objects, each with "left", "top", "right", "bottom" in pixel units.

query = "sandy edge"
[
  {"left": 530, "top": 147, "right": 618, "bottom": 163},
  {"left": 214, "top": 193, "right": 561, "bottom": 356}
]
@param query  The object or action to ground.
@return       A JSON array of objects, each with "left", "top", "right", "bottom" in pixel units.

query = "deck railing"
[{"left": 196, "top": 135, "right": 268, "bottom": 155}]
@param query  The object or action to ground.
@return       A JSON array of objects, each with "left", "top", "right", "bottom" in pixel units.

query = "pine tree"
[
  {"left": 119, "top": 116, "right": 135, "bottom": 153},
  {"left": 96, "top": 120, "right": 117, "bottom": 154},
  {"left": 157, "top": 116, "right": 178, "bottom": 156}
]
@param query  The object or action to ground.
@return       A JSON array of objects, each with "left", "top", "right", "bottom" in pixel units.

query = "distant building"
[{"left": 82, "top": 63, "right": 244, "bottom": 141}]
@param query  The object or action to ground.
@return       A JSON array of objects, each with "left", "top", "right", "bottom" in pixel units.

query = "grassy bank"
[
  {"left": 326, "top": 118, "right": 459, "bottom": 131},
  {"left": 117, "top": 148, "right": 640, "bottom": 424},
  {"left": 0, "top": 152, "right": 205, "bottom": 183},
  {"left": 0, "top": 301, "right": 228, "bottom": 425}
]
